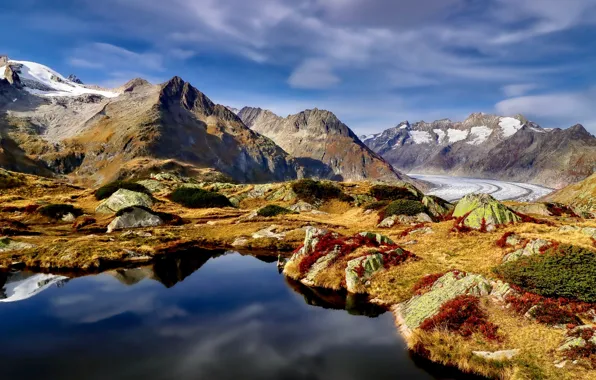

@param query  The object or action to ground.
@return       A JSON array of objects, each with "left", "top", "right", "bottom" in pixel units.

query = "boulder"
[
  {"left": 396, "top": 271, "right": 514, "bottom": 332},
  {"left": 378, "top": 216, "right": 396, "bottom": 228},
  {"left": 452, "top": 193, "right": 521, "bottom": 231},
  {"left": 378, "top": 213, "right": 433, "bottom": 228},
  {"left": 503, "top": 239, "right": 552, "bottom": 263},
  {"left": 359, "top": 232, "right": 394, "bottom": 245},
  {"left": 283, "top": 227, "right": 329, "bottom": 277},
  {"left": 136, "top": 179, "right": 169, "bottom": 193},
  {"left": 472, "top": 349, "right": 520, "bottom": 361},
  {"left": 289, "top": 201, "right": 315, "bottom": 212},
  {"left": 61, "top": 213, "right": 76, "bottom": 222},
  {"left": 252, "top": 225, "right": 286, "bottom": 240},
  {"left": 106, "top": 207, "right": 163, "bottom": 233},
  {"left": 96, "top": 189, "right": 154, "bottom": 214},
  {"left": 345, "top": 253, "right": 384, "bottom": 293},
  {"left": 422, "top": 195, "right": 453, "bottom": 218},
  {"left": 0, "top": 237, "right": 34, "bottom": 252}
]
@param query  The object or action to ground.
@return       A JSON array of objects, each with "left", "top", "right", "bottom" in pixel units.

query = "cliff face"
[{"left": 238, "top": 107, "right": 412, "bottom": 183}]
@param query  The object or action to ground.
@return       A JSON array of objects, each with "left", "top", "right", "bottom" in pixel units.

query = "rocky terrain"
[
  {"left": 363, "top": 113, "right": 596, "bottom": 188},
  {"left": 543, "top": 173, "right": 596, "bottom": 217},
  {"left": 1, "top": 167, "right": 595, "bottom": 379},
  {"left": 238, "top": 107, "right": 411, "bottom": 183}
]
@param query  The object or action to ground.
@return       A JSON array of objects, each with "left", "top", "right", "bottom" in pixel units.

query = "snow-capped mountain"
[
  {"left": 0, "top": 272, "right": 68, "bottom": 303},
  {"left": 363, "top": 113, "right": 596, "bottom": 188},
  {"left": 0, "top": 59, "right": 118, "bottom": 98}
]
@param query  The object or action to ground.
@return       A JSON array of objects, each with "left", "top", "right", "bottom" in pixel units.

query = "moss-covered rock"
[
  {"left": 453, "top": 193, "right": 521, "bottom": 231},
  {"left": 503, "top": 239, "right": 552, "bottom": 263},
  {"left": 96, "top": 189, "right": 154, "bottom": 214},
  {"left": 345, "top": 253, "right": 384, "bottom": 293},
  {"left": 106, "top": 206, "right": 164, "bottom": 233},
  {"left": 422, "top": 195, "right": 453, "bottom": 218},
  {"left": 358, "top": 232, "right": 394, "bottom": 245}
]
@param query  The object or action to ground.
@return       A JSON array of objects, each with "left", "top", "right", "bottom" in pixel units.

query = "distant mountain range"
[
  {"left": 0, "top": 57, "right": 594, "bottom": 188},
  {"left": 362, "top": 113, "right": 596, "bottom": 188}
]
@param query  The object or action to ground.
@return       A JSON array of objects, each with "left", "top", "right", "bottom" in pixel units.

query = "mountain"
[
  {"left": 542, "top": 172, "right": 596, "bottom": 216},
  {"left": 0, "top": 272, "right": 68, "bottom": 303},
  {"left": 363, "top": 113, "right": 596, "bottom": 188},
  {"left": 238, "top": 106, "right": 412, "bottom": 183},
  {"left": 0, "top": 59, "right": 300, "bottom": 185}
]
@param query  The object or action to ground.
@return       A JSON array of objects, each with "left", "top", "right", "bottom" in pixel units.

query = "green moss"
[
  {"left": 291, "top": 179, "right": 352, "bottom": 204},
  {"left": 363, "top": 200, "right": 390, "bottom": 210},
  {"left": 257, "top": 205, "right": 296, "bottom": 217},
  {"left": 95, "top": 181, "right": 151, "bottom": 200},
  {"left": 38, "top": 204, "right": 83, "bottom": 219},
  {"left": 170, "top": 187, "right": 232, "bottom": 209},
  {"left": 369, "top": 184, "right": 421, "bottom": 201},
  {"left": 494, "top": 244, "right": 596, "bottom": 303},
  {"left": 384, "top": 199, "right": 427, "bottom": 217}
]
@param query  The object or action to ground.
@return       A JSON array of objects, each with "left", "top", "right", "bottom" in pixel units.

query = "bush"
[
  {"left": 369, "top": 185, "right": 420, "bottom": 201},
  {"left": 420, "top": 295, "right": 500, "bottom": 341},
  {"left": 170, "top": 187, "right": 232, "bottom": 209},
  {"left": 0, "top": 171, "right": 25, "bottom": 190},
  {"left": 257, "top": 205, "right": 296, "bottom": 217},
  {"left": 38, "top": 204, "right": 83, "bottom": 220},
  {"left": 95, "top": 181, "right": 151, "bottom": 200},
  {"left": 116, "top": 206, "right": 184, "bottom": 225},
  {"left": 494, "top": 244, "right": 596, "bottom": 303},
  {"left": 363, "top": 200, "right": 390, "bottom": 210},
  {"left": 291, "top": 179, "right": 351, "bottom": 204},
  {"left": 384, "top": 199, "right": 427, "bottom": 218}
]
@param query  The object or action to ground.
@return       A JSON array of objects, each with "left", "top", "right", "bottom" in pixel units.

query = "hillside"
[{"left": 543, "top": 173, "right": 596, "bottom": 216}]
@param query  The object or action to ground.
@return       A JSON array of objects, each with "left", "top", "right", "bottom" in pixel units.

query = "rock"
[
  {"left": 509, "top": 203, "right": 552, "bottom": 217},
  {"left": 345, "top": 253, "right": 384, "bottom": 293},
  {"left": 289, "top": 201, "right": 315, "bottom": 212},
  {"left": 505, "top": 233, "right": 522, "bottom": 246},
  {"left": 396, "top": 213, "right": 433, "bottom": 225},
  {"left": 304, "top": 247, "right": 339, "bottom": 283},
  {"left": 232, "top": 237, "right": 248, "bottom": 247},
  {"left": 378, "top": 216, "right": 396, "bottom": 228},
  {"left": 422, "top": 195, "right": 453, "bottom": 218},
  {"left": 409, "top": 226, "right": 433, "bottom": 235},
  {"left": 96, "top": 189, "right": 153, "bottom": 214},
  {"left": 136, "top": 179, "right": 169, "bottom": 193},
  {"left": 252, "top": 225, "right": 286, "bottom": 240},
  {"left": 359, "top": 232, "right": 394, "bottom": 245},
  {"left": 0, "top": 237, "right": 35, "bottom": 252},
  {"left": 452, "top": 193, "right": 521, "bottom": 231},
  {"left": 397, "top": 271, "right": 511, "bottom": 331},
  {"left": 472, "top": 349, "right": 520, "bottom": 361},
  {"left": 353, "top": 194, "right": 377, "bottom": 207},
  {"left": 61, "top": 213, "right": 76, "bottom": 222},
  {"left": 106, "top": 207, "right": 163, "bottom": 233},
  {"left": 503, "top": 239, "right": 551, "bottom": 263},
  {"left": 206, "top": 221, "right": 217, "bottom": 226},
  {"left": 310, "top": 210, "right": 328, "bottom": 215},
  {"left": 554, "top": 360, "right": 568, "bottom": 368},
  {"left": 121, "top": 230, "right": 152, "bottom": 238},
  {"left": 558, "top": 337, "right": 587, "bottom": 352},
  {"left": 283, "top": 227, "right": 329, "bottom": 276}
]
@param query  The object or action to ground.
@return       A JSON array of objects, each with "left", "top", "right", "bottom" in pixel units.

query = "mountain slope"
[
  {"left": 542, "top": 173, "right": 596, "bottom": 216},
  {"left": 0, "top": 59, "right": 301, "bottom": 185},
  {"left": 238, "top": 107, "right": 411, "bottom": 183},
  {"left": 363, "top": 114, "right": 596, "bottom": 188}
]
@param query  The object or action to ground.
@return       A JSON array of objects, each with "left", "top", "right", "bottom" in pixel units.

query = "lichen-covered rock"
[
  {"left": 503, "top": 239, "right": 552, "bottom": 263},
  {"left": 345, "top": 253, "right": 384, "bottom": 293},
  {"left": 137, "top": 179, "right": 169, "bottom": 193},
  {"left": 289, "top": 201, "right": 315, "bottom": 212},
  {"left": 359, "top": 232, "right": 394, "bottom": 245},
  {"left": 0, "top": 237, "right": 35, "bottom": 252},
  {"left": 398, "top": 271, "right": 499, "bottom": 331},
  {"left": 96, "top": 189, "right": 153, "bottom": 214},
  {"left": 252, "top": 225, "right": 286, "bottom": 240},
  {"left": 422, "top": 195, "right": 453, "bottom": 218},
  {"left": 106, "top": 207, "right": 163, "bottom": 233},
  {"left": 304, "top": 248, "right": 339, "bottom": 284},
  {"left": 283, "top": 227, "right": 328, "bottom": 277},
  {"left": 452, "top": 193, "right": 521, "bottom": 231},
  {"left": 378, "top": 216, "right": 396, "bottom": 228},
  {"left": 397, "top": 213, "right": 434, "bottom": 224}
]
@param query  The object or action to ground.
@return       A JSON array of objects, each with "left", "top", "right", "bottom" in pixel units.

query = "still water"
[{"left": 0, "top": 250, "right": 482, "bottom": 380}]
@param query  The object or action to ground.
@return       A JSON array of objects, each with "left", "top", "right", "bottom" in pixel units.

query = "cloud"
[
  {"left": 501, "top": 83, "right": 539, "bottom": 97},
  {"left": 288, "top": 59, "right": 340, "bottom": 89},
  {"left": 495, "top": 89, "right": 596, "bottom": 132}
]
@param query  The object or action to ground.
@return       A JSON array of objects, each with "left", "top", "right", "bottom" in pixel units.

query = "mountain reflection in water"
[{"left": 0, "top": 249, "right": 485, "bottom": 380}]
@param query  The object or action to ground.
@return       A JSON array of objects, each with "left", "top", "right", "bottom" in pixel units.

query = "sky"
[{"left": 2, "top": 0, "right": 596, "bottom": 135}]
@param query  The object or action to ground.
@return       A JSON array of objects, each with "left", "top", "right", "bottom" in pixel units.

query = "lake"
[{"left": 0, "top": 250, "right": 483, "bottom": 380}]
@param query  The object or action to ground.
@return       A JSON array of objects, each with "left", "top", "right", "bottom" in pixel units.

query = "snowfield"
[{"left": 410, "top": 174, "right": 554, "bottom": 202}]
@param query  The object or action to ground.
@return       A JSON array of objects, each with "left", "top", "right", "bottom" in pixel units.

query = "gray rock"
[
  {"left": 503, "top": 239, "right": 551, "bottom": 263},
  {"left": 61, "top": 213, "right": 76, "bottom": 222},
  {"left": 472, "top": 349, "right": 520, "bottom": 361},
  {"left": 106, "top": 207, "right": 163, "bottom": 233},
  {"left": 289, "top": 201, "right": 315, "bottom": 212},
  {"left": 96, "top": 189, "right": 153, "bottom": 214},
  {"left": 345, "top": 253, "right": 384, "bottom": 293},
  {"left": 0, "top": 237, "right": 35, "bottom": 252},
  {"left": 252, "top": 225, "right": 286, "bottom": 240},
  {"left": 359, "top": 232, "right": 394, "bottom": 245}
]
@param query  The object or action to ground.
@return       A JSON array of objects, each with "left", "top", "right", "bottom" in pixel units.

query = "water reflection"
[{"left": 0, "top": 250, "right": 484, "bottom": 380}]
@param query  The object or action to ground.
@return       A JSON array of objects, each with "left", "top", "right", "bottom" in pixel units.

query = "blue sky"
[{"left": 2, "top": 0, "right": 596, "bottom": 135}]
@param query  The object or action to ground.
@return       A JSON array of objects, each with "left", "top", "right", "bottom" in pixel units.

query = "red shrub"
[
  {"left": 479, "top": 218, "right": 488, "bottom": 233},
  {"left": 563, "top": 327, "right": 596, "bottom": 367},
  {"left": 591, "top": 238, "right": 596, "bottom": 248},
  {"left": 513, "top": 211, "right": 555, "bottom": 226},
  {"left": 419, "top": 295, "right": 500, "bottom": 341},
  {"left": 451, "top": 212, "right": 473, "bottom": 233},
  {"left": 383, "top": 248, "right": 417, "bottom": 269},
  {"left": 496, "top": 232, "right": 516, "bottom": 248},
  {"left": 505, "top": 292, "right": 589, "bottom": 326},
  {"left": 412, "top": 273, "right": 445, "bottom": 295}
]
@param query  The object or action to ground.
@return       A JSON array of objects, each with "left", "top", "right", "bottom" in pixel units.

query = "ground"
[{"left": 1, "top": 169, "right": 595, "bottom": 379}]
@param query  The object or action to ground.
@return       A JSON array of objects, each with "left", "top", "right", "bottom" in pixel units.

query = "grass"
[
  {"left": 494, "top": 244, "right": 596, "bottom": 303},
  {"left": 94, "top": 180, "right": 151, "bottom": 200},
  {"left": 257, "top": 205, "right": 296, "bottom": 217},
  {"left": 170, "top": 187, "right": 232, "bottom": 209},
  {"left": 0, "top": 171, "right": 25, "bottom": 189},
  {"left": 38, "top": 204, "right": 83, "bottom": 220}
]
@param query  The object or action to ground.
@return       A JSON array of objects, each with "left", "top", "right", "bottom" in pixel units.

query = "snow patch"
[
  {"left": 362, "top": 133, "right": 379, "bottom": 142},
  {"left": 499, "top": 117, "right": 523, "bottom": 138},
  {"left": 0, "top": 273, "right": 68, "bottom": 303},
  {"left": 433, "top": 129, "right": 446, "bottom": 142},
  {"left": 399, "top": 124, "right": 408, "bottom": 129},
  {"left": 1, "top": 60, "right": 118, "bottom": 98},
  {"left": 447, "top": 128, "right": 469, "bottom": 143},
  {"left": 409, "top": 130, "right": 432, "bottom": 144},
  {"left": 467, "top": 126, "right": 493, "bottom": 145}
]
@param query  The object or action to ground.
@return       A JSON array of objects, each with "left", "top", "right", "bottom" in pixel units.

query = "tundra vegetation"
[{"left": 0, "top": 171, "right": 595, "bottom": 379}]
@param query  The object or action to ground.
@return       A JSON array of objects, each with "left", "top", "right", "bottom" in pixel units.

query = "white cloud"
[
  {"left": 502, "top": 83, "right": 539, "bottom": 97},
  {"left": 288, "top": 59, "right": 340, "bottom": 89}
]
